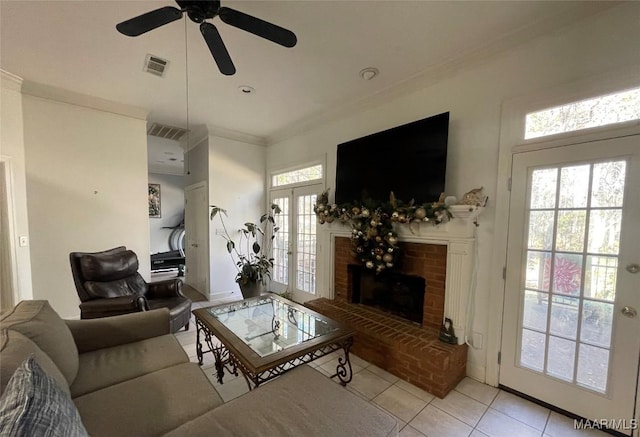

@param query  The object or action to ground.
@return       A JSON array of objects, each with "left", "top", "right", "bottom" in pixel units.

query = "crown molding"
[
  {"left": 179, "top": 124, "right": 209, "bottom": 153},
  {"left": 208, "top": 124, "right": 267, "bottom": 147},
  {"left": 266, "top": 2, "right": 617, "bottom": 146},
  {"left": 1, "top": 69, "right": 23, "bottom": 91},
  {"left": 21, "top": 80, "right": 148, "bottom": 120}
]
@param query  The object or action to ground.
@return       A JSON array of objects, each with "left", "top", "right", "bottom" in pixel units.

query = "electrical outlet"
[{"left": 19, "top": 236, "right": 29, "bottom": 247}]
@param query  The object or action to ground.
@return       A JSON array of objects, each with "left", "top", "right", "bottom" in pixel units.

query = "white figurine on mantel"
[{"left": 460, "top": 187, "right": 488, "bottom": 207}]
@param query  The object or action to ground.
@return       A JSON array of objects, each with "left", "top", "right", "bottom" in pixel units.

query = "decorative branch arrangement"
[{"left": 313, "top": 190, "right": 452, "bottom": 273}]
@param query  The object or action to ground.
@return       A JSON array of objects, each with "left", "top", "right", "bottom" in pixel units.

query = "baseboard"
[
  {"left": 208, "top": 290, "right": 241, "bottom": 305},
  {"left": 466, "top": 362, "right": 487, "bottom": 384}
]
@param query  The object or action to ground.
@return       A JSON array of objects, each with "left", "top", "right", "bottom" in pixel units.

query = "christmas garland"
[{"left": 313, "top": 190, "right": 451, "bottom": 273}]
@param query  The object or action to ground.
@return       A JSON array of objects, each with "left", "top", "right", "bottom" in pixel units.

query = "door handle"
[{"left": 621, "top": 306, "right": 637, "bottom": 319}]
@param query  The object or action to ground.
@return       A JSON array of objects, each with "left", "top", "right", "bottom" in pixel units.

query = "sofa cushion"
[
  {"left": 0, "top": 356, "right": 88, "bottom": 437},
  {"left": 74, "top": 363, "right": 223, "bottom": 437},
  {"left": 161, "top": 365, "right": 398, "bottom": 437},
  {"left": 70, "top": 334, "right": 188, "bottom": 397},
  {"left": 0, "top": 329, "right": 70, "bottom": 397},
  {"left": 0, "top": 300, "right": 79, "bottom": 386}
]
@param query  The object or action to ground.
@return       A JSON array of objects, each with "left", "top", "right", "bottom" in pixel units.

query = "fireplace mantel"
[{"left": 318, "top": 205, "right": 483, "bottom": 345}]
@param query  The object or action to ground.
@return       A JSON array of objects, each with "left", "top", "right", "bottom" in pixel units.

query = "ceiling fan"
[{"left": 116, "top": 0, "right": 297, "bottom": 76}]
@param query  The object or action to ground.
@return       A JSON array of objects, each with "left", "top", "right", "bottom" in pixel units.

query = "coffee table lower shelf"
[{"left": 195, "top": 318, "right": 354, "bottom": 390}]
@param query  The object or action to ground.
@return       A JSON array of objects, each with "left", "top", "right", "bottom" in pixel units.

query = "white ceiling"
[{"left": 1, "top": 0, "right": 618, "bottom": 147}]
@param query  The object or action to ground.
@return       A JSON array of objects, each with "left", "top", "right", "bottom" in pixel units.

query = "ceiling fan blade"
[
  {"left": 218, "top": 7, "right": 297, "bottom": 48},
  {"left": 116, "top": 7, "right": 183, "bottom": 37},
  {"left": 200, "top": 23, "right": 236, "bottom": 76}
]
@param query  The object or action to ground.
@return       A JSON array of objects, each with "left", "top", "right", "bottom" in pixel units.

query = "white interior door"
[
  {"left": 271, "top": 184, "right": 321, "bottom": 302},
  {"left": 500, "top": 135, "right": 640, "bottom": 431},
  {"left": 185, "top": 183, "right": 208, "bottom": 295}
]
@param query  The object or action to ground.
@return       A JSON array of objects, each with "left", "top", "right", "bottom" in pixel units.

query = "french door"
[
  {"left": 500, "top": 135, "right": 640, "bottom": 431},
  {"left": 270, "top": 184, "right": 322, "bottom": 302}
]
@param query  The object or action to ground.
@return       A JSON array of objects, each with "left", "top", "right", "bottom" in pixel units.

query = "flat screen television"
[{"left": 335, "top": 112, "right": 449, "bottom": 205}]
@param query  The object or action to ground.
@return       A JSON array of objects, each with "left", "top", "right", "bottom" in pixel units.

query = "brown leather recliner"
[{"left": 69, "top": 246, "right": 191, "bottom": 333}]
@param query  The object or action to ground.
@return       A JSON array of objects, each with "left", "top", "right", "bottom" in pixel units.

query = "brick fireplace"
[
  {"left": 306, "top": 205, "right": 482, "bottom": 397},
  {"left": 334, "top": 237, "right": 447, "bottom": 329}
]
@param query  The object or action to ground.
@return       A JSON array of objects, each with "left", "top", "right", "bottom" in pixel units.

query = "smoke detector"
[
  {"left": 147, "top": 122, "right": 187, "bottom": 140},
  {"left": 143, "top": 54, "right": 169, "bottom": 77},
  {"left": 359, "top": 67, "right": 379, "bottom": 81}
]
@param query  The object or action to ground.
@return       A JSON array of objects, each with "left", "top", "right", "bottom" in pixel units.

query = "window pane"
[
  {"left": 552, "top": 253, "right": 582, "bottom": 296},
  {"left": 528, "top": 211, "right": 555, "bottom": 250},
  {"left": 547, "top": 336, "right": 575, "bottom": 382},
  {"left": 555, "top": 210, "right": 586, "bottom": 253},
  {"left": 530, "top": 168, "right": 557, "bottom": 209},
  {"left": 584, "top": 255, "right": 617, "bottom": 301},
  {"left": 525, "top": 87, "right": 640, "bottom": 139},
  {"left": 587, "top": 209, "right": 621, "bottom": 255},
  {"left": 526, "top": 251, "right": 551, "bottom": 291},
  {"left": 272, "top": 197, "right": 289, "bottom": 284},
  {"left": 296, "top": 194, "right": 317, "bottom": 294},
  {"left": 559, "top": 165, "right": 590, "bottom": 208},
  {"left": 549, "top": 296, "right": 578, "bottom": 339},
  {"left": 577, "top": 343, "right": 609, "bottom": 393},
  {"left": 581, "top": 300, "right": 613, "bottom": 348},
  {"left": 272, "top": 165, "right": 322, "bottom": 187},
  {"left": 521, "top": 329, "right": 546, "bottom": 372},
  {"left": 523, "top": 290, "right": 548, "bottom": 331},
  {"left": 591, "top": 161, "right": 626, "bottom": 207}
]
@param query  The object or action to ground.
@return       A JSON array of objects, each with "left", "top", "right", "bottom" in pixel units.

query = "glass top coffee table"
[{"left": 193, "top": 293, "right": 355, "bottom": 389}]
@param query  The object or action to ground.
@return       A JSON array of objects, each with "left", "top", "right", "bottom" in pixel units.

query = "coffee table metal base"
[{"left": 196, "top": 319, "right": 353, "bottom": 390}]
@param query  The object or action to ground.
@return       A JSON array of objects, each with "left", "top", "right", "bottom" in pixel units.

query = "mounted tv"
[{"left": 335, "top": 112, "right": 449, "bottom": 205}]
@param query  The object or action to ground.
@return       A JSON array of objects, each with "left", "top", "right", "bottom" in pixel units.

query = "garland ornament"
[{"left": 313, "top": 190, "right": 452, "bottom": 273}]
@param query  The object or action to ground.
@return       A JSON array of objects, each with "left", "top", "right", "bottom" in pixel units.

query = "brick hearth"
[
  {"left": 306, "top": 298, "right": 467, "bottom": 398},
  {"left": 307, "top": 236, "right": 468, "bottom": 398}
]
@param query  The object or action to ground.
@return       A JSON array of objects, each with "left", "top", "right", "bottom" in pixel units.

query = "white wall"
[
  {"left": 22, "top": 87, "right": 150, "bottom": 319},
  {"left": 266, "top": 3, "right": 640, "bottom": 381},
  {"left": 0, "top": 70, "right": 33, "bottom": 302},
  {"left": 208, "top": 134, "right": 266, "bottom": 297},
  {"left": 148, "top": 172, "right": 184, "bottom": 254}
]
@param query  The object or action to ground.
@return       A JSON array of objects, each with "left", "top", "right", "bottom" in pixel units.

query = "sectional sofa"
[{"left": 0, "top": 300, "right": 398, "bottom": 436}]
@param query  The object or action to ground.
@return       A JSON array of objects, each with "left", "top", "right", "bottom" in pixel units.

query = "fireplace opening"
[{"left": 348, "top": 264, "right": 425, "bottom": 324}]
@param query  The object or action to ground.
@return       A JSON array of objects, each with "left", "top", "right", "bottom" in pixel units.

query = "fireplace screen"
[{"left": 348, "top": 264, "right": 426, "bottom": 324}]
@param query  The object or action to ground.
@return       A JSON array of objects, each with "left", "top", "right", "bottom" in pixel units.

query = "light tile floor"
[{"left": 176, "top": 302, "right": 609, "bottom": 437}]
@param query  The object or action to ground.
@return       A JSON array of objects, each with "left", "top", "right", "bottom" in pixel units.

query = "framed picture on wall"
[{"left": 148, "top": 183, "right": 161, "bottom": 218}]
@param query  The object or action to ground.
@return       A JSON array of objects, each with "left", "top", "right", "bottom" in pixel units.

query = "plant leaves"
[
  {"left": 252, "top": 242, "right": 260, "bottom": 254},
  {"left": 226, "top": 240, "right": 235, "bottom": 253},
  {"left": 209, "top": 206, "right": 227, "bottom": 220}
]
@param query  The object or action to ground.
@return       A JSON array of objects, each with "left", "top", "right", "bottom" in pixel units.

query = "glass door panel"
[{"left": 500, "top": 135, "right": 640, "bottom": 430}]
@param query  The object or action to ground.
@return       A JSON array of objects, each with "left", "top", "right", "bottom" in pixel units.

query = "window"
[
  {"left": 270, "top": 161, "right": 324, "bottom": 300},
  {"left": 272, "top": 164, "right": 322, "bottom": 187},
  {"left": 525, "top": 87, "right": 640, "bottom": 140}
]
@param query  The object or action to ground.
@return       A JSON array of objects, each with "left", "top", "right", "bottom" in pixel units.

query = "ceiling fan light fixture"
[
  {"left": 239, "top": 85, "right": 255, "bottom": 94},
  {"left": 360, "top": 67, "right": 379, "bottom": 81}
]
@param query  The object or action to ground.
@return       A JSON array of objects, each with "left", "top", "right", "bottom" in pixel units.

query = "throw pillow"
[{"left": 0, "top": 356, "right": 88, "bottom": 437}]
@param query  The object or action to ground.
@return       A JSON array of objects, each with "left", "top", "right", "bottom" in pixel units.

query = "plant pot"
[{"left": 239, "top": 281, "right": 267, "bottom": 299}]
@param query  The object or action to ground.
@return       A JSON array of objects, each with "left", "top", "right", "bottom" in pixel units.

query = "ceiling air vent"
[
  {"left": 143, "top": 54, "right": 168, "bottom": 77},
  {"left": 147, "top": 123, "right": 187, "bottom": 141}
]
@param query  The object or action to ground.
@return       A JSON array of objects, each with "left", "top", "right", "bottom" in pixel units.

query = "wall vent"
[
  {"left": 144, "top": 54, "right": 169, "bottom": 77},
  {"left": 147, "top": 123, "right": 188, "bottom": 141}
]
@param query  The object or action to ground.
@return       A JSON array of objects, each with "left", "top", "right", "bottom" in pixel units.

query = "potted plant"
[{"left": 210, "top": 203, "right": 281, "bottom": 298}]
